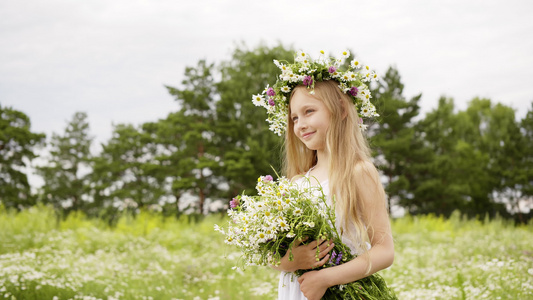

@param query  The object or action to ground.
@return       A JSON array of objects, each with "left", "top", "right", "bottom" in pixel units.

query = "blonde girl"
[{"left": 271, "top": 79, "right": 395, "bottom": 300}]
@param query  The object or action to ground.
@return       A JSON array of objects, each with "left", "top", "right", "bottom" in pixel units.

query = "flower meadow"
[{"left": 1, "top": 204, "right": 532, "bottom": 300}]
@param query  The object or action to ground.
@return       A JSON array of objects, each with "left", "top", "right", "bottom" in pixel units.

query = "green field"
[{"left": 1, "top": 205, "right": 532, "bottom": 300}]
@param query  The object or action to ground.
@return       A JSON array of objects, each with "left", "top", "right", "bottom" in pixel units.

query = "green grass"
[{"left": 0, "top": 205, "right": 532, "bottom": 299}]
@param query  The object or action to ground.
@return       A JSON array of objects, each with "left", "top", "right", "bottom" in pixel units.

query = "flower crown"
[{"left": 252, "top": 50, "right": 379, "bottom": 136}]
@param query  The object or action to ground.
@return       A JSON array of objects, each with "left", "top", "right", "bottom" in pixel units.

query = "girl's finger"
[
  {"left": 314, "top": 253, "right": 330, "bottom": 268},
  {"left": 310, "top": 238, "right": 327, "bottom": 249},
  {"left": 317, "top": 239, "right": 333, "bottom": 252},
  {"left": 318, "top": 242, "right": 335, "bottom": 258}
]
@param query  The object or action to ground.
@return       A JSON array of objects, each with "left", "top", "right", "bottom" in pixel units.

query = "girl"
[{"left": 264, "top": 62, "right": 395, "bottom": 299}]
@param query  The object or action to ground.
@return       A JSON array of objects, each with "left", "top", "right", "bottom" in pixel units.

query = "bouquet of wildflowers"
[{"left": 215, "top": 175, "right": 396, "bottom": 299}]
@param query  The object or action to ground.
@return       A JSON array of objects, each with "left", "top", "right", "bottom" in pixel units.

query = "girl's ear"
[{"left": 340, "top": 98, "right": 348, "bottom": 119}]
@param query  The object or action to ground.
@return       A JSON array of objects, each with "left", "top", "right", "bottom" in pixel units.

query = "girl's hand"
[
  {"left": 298, "top": 270, "right": 329, "bottom": 300},
  {"left": 278, "top": 238, "right": 334, "bottom": 272}
]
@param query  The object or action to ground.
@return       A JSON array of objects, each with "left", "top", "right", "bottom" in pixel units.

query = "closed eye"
[{"left": 292, "top": 116, "right": 299, "bottom": 123}]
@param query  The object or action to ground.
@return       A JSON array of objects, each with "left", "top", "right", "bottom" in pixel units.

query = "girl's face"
[{"left": 290, "top": 89, "right": 331, "bottom": 151}]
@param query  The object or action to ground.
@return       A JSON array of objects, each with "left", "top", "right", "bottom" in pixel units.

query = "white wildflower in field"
[{"left": 1, "top": 205, "right": 532, "bottom": 299}]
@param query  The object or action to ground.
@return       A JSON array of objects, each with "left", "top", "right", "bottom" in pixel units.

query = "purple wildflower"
[
  {"left": 329, "top": 250, "right": 337, "bottom": 265},
  {"left": 302, "top": 75, "right": 313, "bottom": 87},
  {"left": 266, "top": 87, "right": 276, "bottom": 97},
  {"left": 348, "top": 86, "right": 359, "bottom": 96},
  {"left": 336, "top": 251, "right": 343, "bottom": 265},
  {"left": 328, "top": 66, "right": 337, "bottom": 74},
  {"left": 268, "top": 98, "right": 275, "bottom": 106},
  {"left": 264, "top": 175, "right": 273, "bottom": 182},
  {"left": 229, "top": 197, "right": 239, "bottom": 208}
]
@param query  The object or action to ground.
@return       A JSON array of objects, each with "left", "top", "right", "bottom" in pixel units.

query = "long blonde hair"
[{"left": 283, "top": 80, "right": 387, "bottom": 254}]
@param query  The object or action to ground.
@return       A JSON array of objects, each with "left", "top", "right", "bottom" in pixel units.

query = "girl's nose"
[{"left": 296, "top": 119, "right": 307, "bottom": 131}]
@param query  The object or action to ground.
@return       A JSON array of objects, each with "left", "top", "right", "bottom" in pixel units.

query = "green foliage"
[
  {"left": 521, "top": 103, "right": 533, "bottom": 199},
  {"left": 369, "top": 67, "right": 425, "bottom": 212},
  {"left": 215, "top": 43, "right": 294, "bottom": 196},
  {"left": 37, "top": 112, "right": 93, "bottom": 217},
  {"left": 0, "top": 105, "right": 45, "bottom": 209},
  {"left": 1, "top": 206, "right": 532, "bottom": 299},
  {"left": 89, "top": 123, "right": 166, "bottom": 223},
  {"left": 164, "top": 59, "right": 221, "bottom": 214}
]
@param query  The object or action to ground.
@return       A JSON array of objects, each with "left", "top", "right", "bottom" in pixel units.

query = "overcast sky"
[{"left": 2, "top": 0, "right": 533, "bottom": 152}]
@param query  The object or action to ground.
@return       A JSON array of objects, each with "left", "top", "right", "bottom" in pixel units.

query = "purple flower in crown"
[
  {"left": 328, "top": 66, "right": 337, "bottom": 74},
  {"left": 348, "top": 86, "right": 359, "bottom": 96},
  {"left": 268, "top": 98, "right": 275, "bottom": 106},
  {"left": 302, "top": 75, "right": 313, "bottom": 87},
  {"left": 230, "top": 197, "right": 240, "bottom": 209},
  {"left": 264, "top": 175, "right": 273, "bottom": 182},
  {"left": 266, "top": 87, "right": 276, "bottom": 97}
]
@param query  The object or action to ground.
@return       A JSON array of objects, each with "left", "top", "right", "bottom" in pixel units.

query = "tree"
[
  {"left": 0, "top": 105, "right": 45, "bottom": 209},
  {"left": 37, "top": 112, "right": 93, "bottom": 216},
  {"left": 520, "top": 103, "right": 533, "bottom": 210},
  {"left": 409, "top": 97, "right": 526, "bottom": 217},
  {"left": 165, "top": 59, "right": 222, "bottom": 214},
  {"left": 215, "top": 43, "right": 294, "bottom": 197},
  {"left": 88, "top": 124, "right": 165, "bottom": 222},
  {"left": 368, "top": 67, "right": 424, "bottom": 213},
  {"left": 485, "top": 101, "right": 532, "bottom": 222}
]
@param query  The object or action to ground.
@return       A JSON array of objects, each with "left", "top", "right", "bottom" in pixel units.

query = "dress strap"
[{"left": 305, "top": 165, "right": 316, "bottom": 177}]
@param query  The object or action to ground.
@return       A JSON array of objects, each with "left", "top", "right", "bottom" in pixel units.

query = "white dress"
[{"left": 277, "top": 172, "right": 366, "bottom": 300}]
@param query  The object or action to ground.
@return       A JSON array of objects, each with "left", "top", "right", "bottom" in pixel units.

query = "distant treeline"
[{"left": 1, "top": 44, "right": 532, "bottom": 223}]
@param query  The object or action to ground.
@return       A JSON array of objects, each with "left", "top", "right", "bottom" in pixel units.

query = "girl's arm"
[{"left": 298, "top": 161, "right": 394, "bottom": 299}]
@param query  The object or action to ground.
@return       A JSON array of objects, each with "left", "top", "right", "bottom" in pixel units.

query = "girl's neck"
[{"left": 309, "top": 149, "right": 329, "bottom": 184}]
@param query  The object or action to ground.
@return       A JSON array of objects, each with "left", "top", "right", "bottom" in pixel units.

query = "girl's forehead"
[{"left": 290, "top": 89, "right": 321, "bottom": 106}]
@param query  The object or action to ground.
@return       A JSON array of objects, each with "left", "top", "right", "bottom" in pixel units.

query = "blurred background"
[
  {"left": 1, "top": 1, "right": 533, "bottom": 299},
  {"left": 2, "top": 0, "right": 532, "bottom": 221}
]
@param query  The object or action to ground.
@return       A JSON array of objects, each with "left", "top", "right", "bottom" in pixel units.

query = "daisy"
[
  {"left": 256, "top": 232, "right": 268, "bottom": 243},
  {"left": 361, "top": 105, "right": 373, "bottom": 117},
  {"left": 341, "top": 73, "right": 350, "bottom": 82},
  {"left": 252, "top": 94, "right": 265, "bottom": 107},
  {"left": 280, "top": 86, "right": 291, "bottom": 93},
  {"left": 295, "top": 50, "right": 308, "bottom": 62},
  {"left": 262, "top": 84, "right": 270, "bottom": 95},
  {"left": 340, "top": 50, "right": 350, "bottom": 59},
  {"left": 351, "top": 58, "right": 361, "bottom": 69},
  {"left": 278, "top": 218, "right": 290, "bottom": 231},
  {"left": 345, "top": 71, "right": 357, "bottom": 81},
  {"left": 293, "top": 207, "right": 303, "bottom": 216}
]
